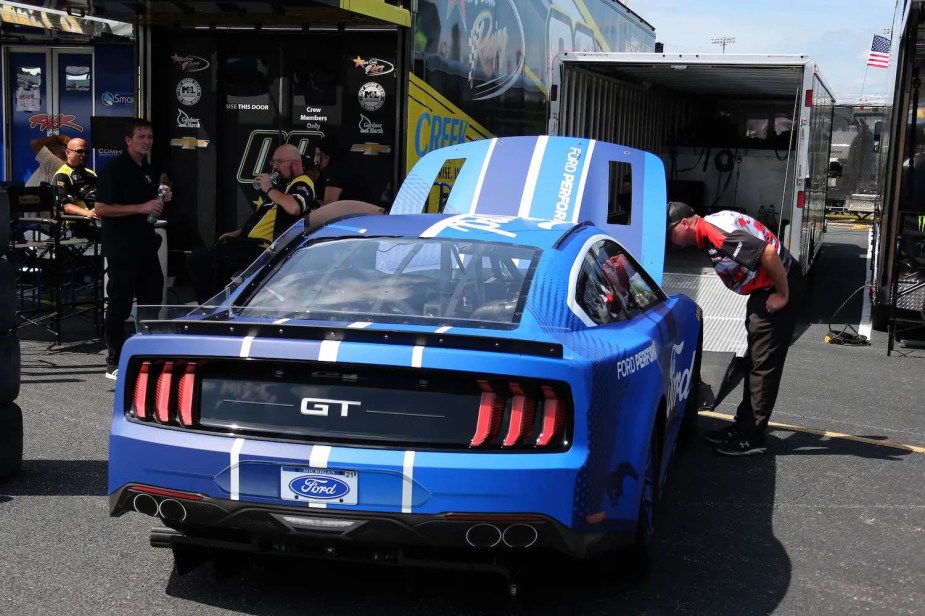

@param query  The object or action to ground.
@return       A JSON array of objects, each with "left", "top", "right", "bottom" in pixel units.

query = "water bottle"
[
  {"left": 148, "top": 185, "right": 169, "bottom": 224},
  {"left": 252, "top": 171, "right": 279, "bottom": 191}
]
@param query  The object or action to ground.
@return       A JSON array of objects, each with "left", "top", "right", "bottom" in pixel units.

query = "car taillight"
[
  {"left": 471, "top": 380, "right": 504, "bottom": 447},
  {"left": 503, "top": 383, "right": 536, "bottom": 447},
  {"left": 470, "top": 381, "right": 569, "bottom": 450},
  {"left": 797, "top": 190, "right": 806, "bottom": 209},
  {"left": 133, "top": 361, "right": 151, "bottom": 420},
  {"left": 535, "top": 386, "right": 566, "bottom": 447},
  {"left": 131, "top": 359, "right": 202, "bottom": 427}
]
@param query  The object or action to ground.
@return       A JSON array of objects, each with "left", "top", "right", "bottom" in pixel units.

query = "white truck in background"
[{"left": 548, "top": 53, "right": 836, "bottom": 353}]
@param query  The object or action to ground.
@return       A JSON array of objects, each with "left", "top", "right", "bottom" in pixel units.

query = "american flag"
[{"left": 867, "top": 34, "right": 891, "bottom": 69}]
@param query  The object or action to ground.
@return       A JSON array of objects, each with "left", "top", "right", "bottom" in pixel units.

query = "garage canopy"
[{"left": 0, "top": 0, "right": 409, "bottom": 33}]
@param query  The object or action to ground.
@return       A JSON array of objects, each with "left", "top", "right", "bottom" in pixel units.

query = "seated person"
[
  {"left": 187, "top": 144, "right": 315, "bottom": 303},
  {"left": 53, "top": 137, "right": 98, "bottom": 239}
]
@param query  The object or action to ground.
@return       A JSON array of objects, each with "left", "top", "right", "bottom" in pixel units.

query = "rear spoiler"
[{"left": 138, "top": 319, "right": 564, "bottom": 358}]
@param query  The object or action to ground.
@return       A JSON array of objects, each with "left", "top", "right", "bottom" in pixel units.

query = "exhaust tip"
[
  {"left": 132, "top": 493, "right": 159, "bottom": 517},
  {"left": 502, "top": 523, "right": 538, "bottom": 548},
  {"left": 465, "top": 523, "right": 502, "bottom": 548},
  {"left": 157, "top": 498, "right": 188, "bottom": 522}
]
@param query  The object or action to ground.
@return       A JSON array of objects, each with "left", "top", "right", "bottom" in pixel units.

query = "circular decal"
[
  {"left": 358, "top": 82, "right": 386, "bottom": 112},
  {"left": 176, "top": 78, "right": 202, "bottom": 106}
]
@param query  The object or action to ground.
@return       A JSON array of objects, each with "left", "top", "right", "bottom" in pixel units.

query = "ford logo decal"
[{"left": 289, "top": 475, "right": 350, "bottom": 500}]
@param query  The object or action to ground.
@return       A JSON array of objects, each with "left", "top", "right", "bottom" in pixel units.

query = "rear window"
[{"left": 239, "top": 237, "right": 539, "bottom": 326}]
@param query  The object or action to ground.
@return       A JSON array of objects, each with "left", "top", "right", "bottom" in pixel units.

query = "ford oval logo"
[{"left": 289, "top": 475, "right": 350, "bottom": 500}]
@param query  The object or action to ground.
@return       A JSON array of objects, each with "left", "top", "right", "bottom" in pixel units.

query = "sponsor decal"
[
  {"left": 176, "top": 78, "right": 202, "bottom": 106},
  {"left": 28, "top": 113, "right": 83, "bottom": 132},
  {"left": 615, "top": 342, "right": 657, "bottom": 379},
  {"left": 668, "top": 341, "right": 697, "bottom": 413},
  {"left": 300, "top": 398, "right": 361, "bottom": 417},
  {"left": 466, "top": 0, "right": 526, "bottom": 100},
  {"left": 170, "top": 137, "right": 210, "bottom": 150},
  {"left": 358, "top": 114, "right": 384, "bottom": 134},
  {"left": 918, "top": 215, "right": 925, "bottom": 233},
  {"left": 358, "top": 82, "right": 386, "bottom": 111},
  {"left": 350, "top": 143, "right": 392, "bottom": 156},
  {"left": 100, "top": 91, "right": 133, "bottom": 106},
  {"left": 352, "top": 56, "right": 395, "bottom": 76},
  {"left": 237, "top": 129, "right": 321, "bottom": 183},
  {"left": 176, "top": 108, "right": 201, "bottom": 128},
  {"left": 96, "top": 148, "right": 122, "bottom": 156},
  {"left": 443, "top": 214, "right": 518, "bottom": 239},
  {"left": 554, "top": 146, "right": 582, "bottom": 222},
  {"left": 414, "top": 112, "right": 468, "bottom": 157},
  {"left": 288, "top": 475, "right": 351, "bottom": 500},
  {"left": 170, "top": 52, "right": 210, "bottom": 73}
]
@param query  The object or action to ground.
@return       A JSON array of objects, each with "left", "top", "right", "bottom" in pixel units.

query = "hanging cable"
[{"left": 824, "top": 284, "right": 871, "bottom": 346}]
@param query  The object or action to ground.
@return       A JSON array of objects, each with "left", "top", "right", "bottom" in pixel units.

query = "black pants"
[
  {"left": 187, "top": 237, "right": 266, "bottom": 304},
  {"left": 736, "top": 269, "right": 806, "bottom": 437},
  {"left": 105, "top": 252, "right": 163, "bottom": 368}
]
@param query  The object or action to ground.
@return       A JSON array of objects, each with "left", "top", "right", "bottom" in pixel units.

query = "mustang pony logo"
[{"left": 29, "top": 113, "right": 83, "bottom": 132}]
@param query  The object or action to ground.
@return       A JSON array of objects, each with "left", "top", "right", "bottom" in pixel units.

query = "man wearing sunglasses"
[
  {"left": 53, "top": 138, "right": 98, "bottom": 228},
  {"left": 187, "top": 143, "right": 315, "bottom": 303}
]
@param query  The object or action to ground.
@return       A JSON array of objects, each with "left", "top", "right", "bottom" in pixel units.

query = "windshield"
[{"left": 239, "top": 237, "right": 539, "bottom": 326}]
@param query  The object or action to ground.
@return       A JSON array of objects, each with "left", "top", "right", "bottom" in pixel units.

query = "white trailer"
[{"left": 548, "top": 52, "right": 836, "bottom": 353}]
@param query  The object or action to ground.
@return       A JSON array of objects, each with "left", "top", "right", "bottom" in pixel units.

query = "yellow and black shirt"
[
  {"left": 241, "top": 174, "right": 315, "bottom": 244},
  {"left": 52, "top": 162, "right": 98, "bottom": 214}
]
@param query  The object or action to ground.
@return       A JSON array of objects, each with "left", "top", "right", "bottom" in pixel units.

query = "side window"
[
  {"left": 576, "top": 240, "right": 664, "bottom": 325},
  {"left": 576, "top": 251, "right": 622, "bottom": 325}
]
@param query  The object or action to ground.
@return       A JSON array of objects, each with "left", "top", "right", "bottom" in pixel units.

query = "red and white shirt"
[{"left": 694, "top": 211, "right": 795, "bottom": 295}]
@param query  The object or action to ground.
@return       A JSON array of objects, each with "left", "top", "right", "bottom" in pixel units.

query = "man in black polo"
[{"left": 94, "top": 118, "right": 172, "bottom": 380}]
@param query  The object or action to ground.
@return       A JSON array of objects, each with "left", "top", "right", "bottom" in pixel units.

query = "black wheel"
[
  {"left": 0, "top": 260, "right": 15, "bottom": 332},
  {"left": 0, "top": 402, "right": 23, "bottom": 480},
  {"left": 0, "top": 331, "right": 21, "bottom": 406},
  {"left": 627, "top": 424, "right": 661, "bottom": 571},
  {"left": 679, "top": 326, "right": 703, "bottom": 444}
]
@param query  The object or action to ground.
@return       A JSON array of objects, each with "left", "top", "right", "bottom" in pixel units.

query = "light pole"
[{"left": 711, "top": 36, "right": 735, "bottom": 54}]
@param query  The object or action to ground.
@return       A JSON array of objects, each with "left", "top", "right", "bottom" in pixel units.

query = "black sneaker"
[
  {"left": 704, "top": 423, "right": 740, "bottom": 444},
  {"left": 715, "top": 435, "right": 767, "bottom": 456}
]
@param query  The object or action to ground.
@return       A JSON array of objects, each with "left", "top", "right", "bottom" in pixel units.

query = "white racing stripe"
[
  {"left": 319, "top": 340, "right": 340, "bottom": 362},
  {"left": 348, "top": 322, "right": 372, "bottom": 329},
  {"left": 421, "top": 213, "right": 469, "bottom": 238},
  {"left": 239, "top": 335, "right": 255, "bottom": 358},
  {"left": 570, "top": 140, "right": 596, "bottom": 222},
  {"left": 435, "top": 326, "right": 452, "bottom": 334},
  {"left": 230, "top": 438, "right": 245, "bottom": 501},
  {"left": 308, "top": 445, "right": 332, "bottom": 509},
  {"left": 412, "top": 346, "right": 424, "bottom": 368},
  {"left": 517, "top": 136, "right": 549, "bottom": 218},
  {"left": 469, "top": 138, "right": 498, "bottom": 213},
  {"left": 402, "top": 450, "right": 416, "bottom": 513},
  {"left": 273, "top": 318, "right": 290, "bottom": 324}
]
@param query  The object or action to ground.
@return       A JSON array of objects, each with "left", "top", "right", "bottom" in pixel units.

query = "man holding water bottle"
[
  {"left": 186, "top": 144, "right": 315, "bottom": 304},
  {"left": 94, "top": 118, "right": 172, "bottom": 381}
]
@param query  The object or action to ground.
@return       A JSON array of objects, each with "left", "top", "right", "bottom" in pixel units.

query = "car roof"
[
  {"left": 389, "top": 136, "right": 668, "bottom": 284},
  {"left": 308, "top": 212, "right": 579, "bottom": 251}
]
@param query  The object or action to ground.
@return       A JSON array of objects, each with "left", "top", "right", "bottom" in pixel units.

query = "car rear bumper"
[{"left": 111, "top": 484, "right": 635, "bottom": 562}]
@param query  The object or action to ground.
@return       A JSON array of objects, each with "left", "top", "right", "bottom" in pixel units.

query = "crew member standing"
[
  {"left": 53, "top": 137, "right": 98, "bottom": 237},
  {"left": 187, "top": 144, "right": 314, "bottom": 303},
  {"left": 94, "top": 118, "right": 172, "bottom": 380},
  {"left": 666, "top": 202, "right": 805, "bottom": 456}
]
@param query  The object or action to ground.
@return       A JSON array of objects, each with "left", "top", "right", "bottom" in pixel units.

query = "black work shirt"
[{"left": 96, "top": 151, "right": 160, "bottom": 258}]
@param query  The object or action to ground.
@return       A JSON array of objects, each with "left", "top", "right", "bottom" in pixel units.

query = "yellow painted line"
[
  {"left": 522, "top": 65, "right": 546, "bottom": 96},
  {"left": 699, "top": 410, "right": 925, "bottom": 454}
]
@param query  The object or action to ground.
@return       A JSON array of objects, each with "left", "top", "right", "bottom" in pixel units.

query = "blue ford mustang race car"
[{"left": 108, "top": 137, "right": 702, "bottom": 577}]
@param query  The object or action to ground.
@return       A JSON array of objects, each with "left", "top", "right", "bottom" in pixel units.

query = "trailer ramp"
[{"left": 662, "top": 272, "right": 748, "bottom": 356}]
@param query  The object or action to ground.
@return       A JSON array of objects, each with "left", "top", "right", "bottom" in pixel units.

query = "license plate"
[{"left": 280, "top": 466, "right": 358, "bottom": 505}]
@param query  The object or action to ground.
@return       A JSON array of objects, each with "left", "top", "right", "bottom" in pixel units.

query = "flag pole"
[{"left": 860, "top": 64, "right": 870, "bottom": 100}]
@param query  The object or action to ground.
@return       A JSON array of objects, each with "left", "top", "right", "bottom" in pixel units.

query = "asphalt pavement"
[{"left": 1, "top": 223, "right": 922, "bottom": 615}]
